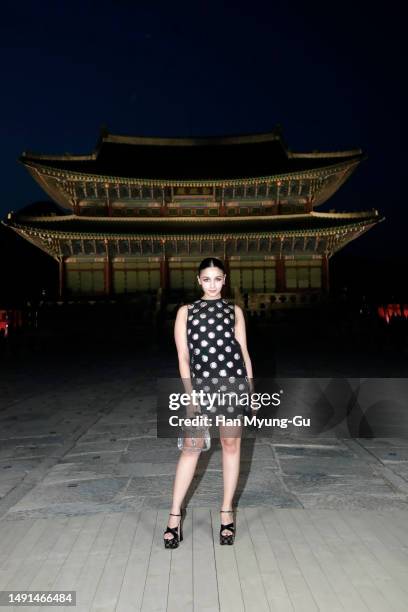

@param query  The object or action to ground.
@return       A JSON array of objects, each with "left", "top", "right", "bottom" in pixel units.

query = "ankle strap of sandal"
[{"left": 220, "top": 523, "right": 235, "bottom": 530}]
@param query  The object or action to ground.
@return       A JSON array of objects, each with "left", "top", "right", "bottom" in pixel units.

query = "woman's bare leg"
[
  {"left": 164, "top": 447, "right": 201, "bottom": 539},
  {"left": 219, "top": 423, "right": 242, "bottom": 536}
]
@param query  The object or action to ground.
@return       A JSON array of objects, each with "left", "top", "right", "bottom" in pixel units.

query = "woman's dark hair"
[{"left": 197, "top": 257, "right": 225, "bottom": 274}]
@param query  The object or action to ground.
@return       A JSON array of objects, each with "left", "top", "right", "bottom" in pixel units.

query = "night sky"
[{"left": 1, "top": 1, "right": 406, "bottom": 260}]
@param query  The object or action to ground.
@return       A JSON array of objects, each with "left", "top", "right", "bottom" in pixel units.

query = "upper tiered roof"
[{"left": 20, "top": 127, "right": 364, "bottom": 182}]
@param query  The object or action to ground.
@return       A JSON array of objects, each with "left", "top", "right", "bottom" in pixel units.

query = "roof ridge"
[{"left": 101, "top": 129, "right": 285, "bottom": 148}]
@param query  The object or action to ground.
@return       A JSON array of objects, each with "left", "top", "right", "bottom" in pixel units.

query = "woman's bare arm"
[
  {"left": 174, "top": 305, "right": 192, "bottom": 392},
  {"left": 174, "top": 305, "right": 199, "bottom": 414},
  {"left": 234, "top": 304, "right": 254, "bottom": 392}
]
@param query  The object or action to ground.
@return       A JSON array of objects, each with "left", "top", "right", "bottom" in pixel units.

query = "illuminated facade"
[{"left": 3, "top": 128, "right": 383, "bottom": 309}]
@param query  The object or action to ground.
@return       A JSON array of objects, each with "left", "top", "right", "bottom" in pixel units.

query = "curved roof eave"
[
  {"left": 18, "top": 128, "right": 364, "bottom": 183},
  {"left": 18, "top": 155, "right": 364, "bottom": 187},
  {"left": 3, "top": 211, "right": 384, "bottom": 241}
]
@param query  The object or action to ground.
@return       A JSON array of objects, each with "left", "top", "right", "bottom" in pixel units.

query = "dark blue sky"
[{"left": 1, "top": 1, "right": 406, "bottom": 258}]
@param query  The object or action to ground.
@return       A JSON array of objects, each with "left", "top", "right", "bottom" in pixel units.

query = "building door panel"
[
  {"left": 253, "top": 269, "right": 264, "bottom": 289},
  {"left": 242, "top": 269, "right": 253, "bottom": 291},
  {"left": 298, "top": 267, "right": 309, "bottom": 288},
  {"left": 66, "top": 263, "right": 105, "bottom": 294},
  {"left": 310, "top": 266, "right": 322, "bottom": 288},
  {"left": 265, "top": 268, "right": 276, "bottom": 290},
  {"left": 126, "top": 271, "right": 138, "bottom": 292},
  {"left": 114, "top": 271, "right": 126, "bottom": 293},
  {"left": 79, "top": 271, "right": 93, "bottom": 293},
  {"left": 137, "top": 271, "right": 149, "bottom": 290},
  {"left": 230, "top": 269, "right": 241, "bottom": 291},
  {"left": 285, "top": 261, "right": 322, "bottom": 289},
  {"left": 183, "top": 270, "right": 196, "bottom": 289},
  {"left": 170, "top": 269, "right": 183, "bottom": 289},
  {"left": 150, "top": 270, "right": 160, "bottom": 289},
  {"left": 113, "top": 265, "right": 160, "bottom": 292},
  {"left": 93, "top": 271, "right": 105, "bottom": 292},
  {"left": 66, "top": 270, "right": 81, "bottom": 293},
  {"left": 169, "top": 264, "right": 200, "bottom": 290},
  {"left": 285, "top": 267, "right": 297, "bottom": 289}
]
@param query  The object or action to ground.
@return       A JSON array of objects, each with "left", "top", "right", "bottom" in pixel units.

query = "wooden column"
[
  {"left": 276, "top": 258, "right": 285, "bottom": 292},
  {"left": 160, "top": 255, "right": 169, "bottom": 290},
  {"left": 321, "top": 255, "right": 329, "bottom": 292},
  {"left": 105, "top": 184, "right": 112, "bottom": 217},
  {"left": 161, "top": 188, "right": 168, "bottom": 216},
  {"left": 58, "top": 257, "right": 65, "bottom": 298},
  {"left": 224, "top": 256, "right": 231, "bottom": 295},
  {"left": 104, "top": 256, "right": 112, "bottom": 295},
  {"left": 305, "top": 199, "right": 313, "bottom": 213},
  {"left": 219, "top": 187, "right": 226, "bottom": 215}
]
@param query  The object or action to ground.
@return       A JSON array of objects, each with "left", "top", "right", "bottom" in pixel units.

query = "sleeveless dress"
[{"left": 186, "top": 297, "right": 250, "bottom": 417}]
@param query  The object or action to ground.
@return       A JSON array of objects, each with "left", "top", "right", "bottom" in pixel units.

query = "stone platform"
[{"left": 0, "top": 325, "right": 407, "bottom": 610}]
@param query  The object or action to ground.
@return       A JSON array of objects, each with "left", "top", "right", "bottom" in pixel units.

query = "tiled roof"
[
  {"left": 20, "top": 130, "right": 364, "bottom": 181},
  {"left": 4, "top": 211, "right": 382, "bottom": 238}
]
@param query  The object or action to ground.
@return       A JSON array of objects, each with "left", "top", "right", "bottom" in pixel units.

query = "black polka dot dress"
[{"left": 187, "top": 297, "right": 250, "bottom": 417}]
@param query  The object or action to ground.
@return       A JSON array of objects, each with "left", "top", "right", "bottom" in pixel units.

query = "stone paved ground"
[{"left": 0, "top": 320, "right": 407, "bottom": 610}]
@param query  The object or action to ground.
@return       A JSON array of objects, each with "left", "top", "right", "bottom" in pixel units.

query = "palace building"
[{"left": 2, "top": 127, "right": 383, "bottom": 310}]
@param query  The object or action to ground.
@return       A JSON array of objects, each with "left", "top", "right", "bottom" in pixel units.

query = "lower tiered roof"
[{"left": 3, "top": 211, "right": 382, "bottom": 239}]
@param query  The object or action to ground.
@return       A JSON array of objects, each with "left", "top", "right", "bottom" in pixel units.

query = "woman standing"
[{"left": 163, "top": 257, "right": 254, "bottom": 548}]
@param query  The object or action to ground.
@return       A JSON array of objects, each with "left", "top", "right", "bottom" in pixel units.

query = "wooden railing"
[{"left": 246, "top": 291, "right": 324, "bottom": 313}]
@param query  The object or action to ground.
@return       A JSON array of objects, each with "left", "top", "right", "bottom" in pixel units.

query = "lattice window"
[{"left": 285, "top": 261, "right": 322, "bottom": 289}]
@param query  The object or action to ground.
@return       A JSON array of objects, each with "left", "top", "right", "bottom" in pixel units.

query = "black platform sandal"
[
  {"left": 163, "top": 509, "right": 184, "bottom": 549},
  {"left": 220, "top": 509, "right": 235, "bottom": 545}
]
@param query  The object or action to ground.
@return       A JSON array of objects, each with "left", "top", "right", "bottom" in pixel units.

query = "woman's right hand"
[{"left": 186, "top": 402, "right": 202, "bottom": 418}]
